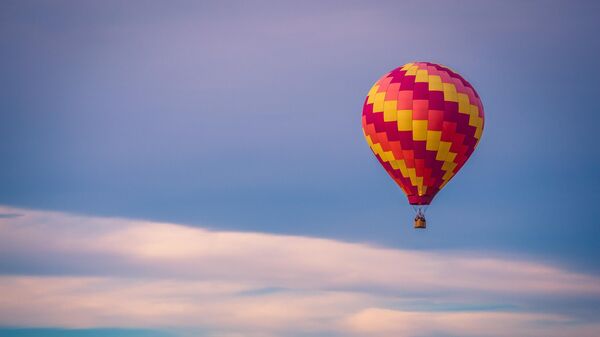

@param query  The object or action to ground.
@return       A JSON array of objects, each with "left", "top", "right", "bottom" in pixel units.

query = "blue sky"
[{"left": 1, "top": 1, "right": 600, "bottom": 336}]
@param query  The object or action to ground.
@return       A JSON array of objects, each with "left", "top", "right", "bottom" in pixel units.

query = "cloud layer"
[{"left": 1, "top": 205, "right": 599, "bottom": 337}]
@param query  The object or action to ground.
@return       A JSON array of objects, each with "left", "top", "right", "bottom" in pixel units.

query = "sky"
[{"left": 1, "top": 0, "right": 600, "bottom": 336}]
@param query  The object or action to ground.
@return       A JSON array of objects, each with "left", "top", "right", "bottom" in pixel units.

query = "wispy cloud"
[
  {"left": 1, "top": 205, "right": 599, "bottom": 336},
  {"left": 0, "top": 213, "right": 22, "bottom": 218}
]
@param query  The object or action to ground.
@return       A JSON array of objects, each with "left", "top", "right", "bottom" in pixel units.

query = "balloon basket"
[{"left": 414, "top": 217, "right": 426, "bottom": 229}]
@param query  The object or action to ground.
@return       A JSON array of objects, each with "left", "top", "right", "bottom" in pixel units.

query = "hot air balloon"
[{"left": 362, "top": 62, "right": 484, "bottom": 229}]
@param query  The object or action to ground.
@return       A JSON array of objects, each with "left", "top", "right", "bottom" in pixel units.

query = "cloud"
[
  {"left": 1, "top": 205, "right": 599, "bottom": 336},
  {"left": 344, "top": 308, "right": 600, "bottom": 337}
]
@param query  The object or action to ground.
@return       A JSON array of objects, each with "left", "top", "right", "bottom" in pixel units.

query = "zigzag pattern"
[{"left": 362, "top": 62, "right": 484, "bottom": 205}]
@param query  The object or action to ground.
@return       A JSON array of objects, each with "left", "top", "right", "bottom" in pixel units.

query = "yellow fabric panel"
[
  {"left": 457, "top": 93, "right": 470, "bottom": 114},
  {"left": 365, "top": 134, "right": 374, "bottom": 148},
  {"left": 383, "top": 150, "right": 396, "bottom": 163},
  {"left": 407, "top": 168, "right": 417, "bottom": 186},
  {"left": 405, "top": 65, "right": 418, "bottom": 76},
  {"left": 366, "top": 134, "right": 405, "bottom": 169},
  {"left": 401, "top": 63, "right": 414, "bottom": 71},
  {"left": 468, "top": 108, "right": 483, "bottom": 128},
  {"left": 468, "top": 105, "right": 479, "bottom": 120},
  {"left": 445, "top": 152, "right": 457, "bottom": 163},
  {"left": 442, "top": 83, "right": 458, "bottom": 102},
  {"left": 476, "top": 116, "right": 483, "bottom": 129},
  {"left": 380, "top": 149, "right": 390, "bottom": 162},
  {"left": 418, "top": 184, "right": 427, "bottom": 196},
  {"left": 426, "top": 131, "right": 442, "bottom": 151},
  {"left": 397, "top": 159, "right": 409, "bottom": 178},
  {"left": 372, "top": 92, "right": 386, "bottom": 113},
  {"left": 443, "top": 169, "right": 456, "bottom": 181},
  {"left": 469, "top": 114, "right": 483, "bottom": 128},
  {"left": 442, "top": 160, "right": 457, "bottom": 172},
  {"left": 468, "top": 104, "right": 483, "bottom": 138},
  {"left": 436, "top": 141, "right": 452, "bottom": 161},
  {"left": 374, "top": 143, "right": 399, "bottom": 167},
  {"left": 397, "top": 110, "right": 413, "bottom": 131},
  {"left": 389, "top": 159, "right": 410, "bottom": 179},
  {"left": 441, "top": 160, "right": 457, "bottom": 182},
  {"left": 383, "top": 100, "right": 397, "bottom": 122},
  {"left": 415, "top": 69, "right": 429, "bottom": 82},
  {"left": 416, "top": 177, "right": 425, "bottom": 195},
  {"left": 475, "top": 127, "right": 483, "bottom": 140},
  {"left": 428, "top": 75, "right": 443, "bottom": 91},
  {"left": 366, "top": 84, "right": 380, "bottom": 104},
  {"left": 367, "top": 136, "right": 388, "bottom": 164},
  {"left": 412, "top": 120, "right": 428, "bottom": 141},
  {"left": 371, "top": 142, "right": 384, "bottom": 158}
]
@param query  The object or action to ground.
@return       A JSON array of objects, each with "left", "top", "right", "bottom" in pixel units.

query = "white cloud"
[{"left": 0, "top": 205, "right": 599, "bottom": 336}]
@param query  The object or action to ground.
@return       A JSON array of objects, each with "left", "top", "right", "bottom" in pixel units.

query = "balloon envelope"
[{"left": 362, "top": 62, "right": 484, "bottom": 205}]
